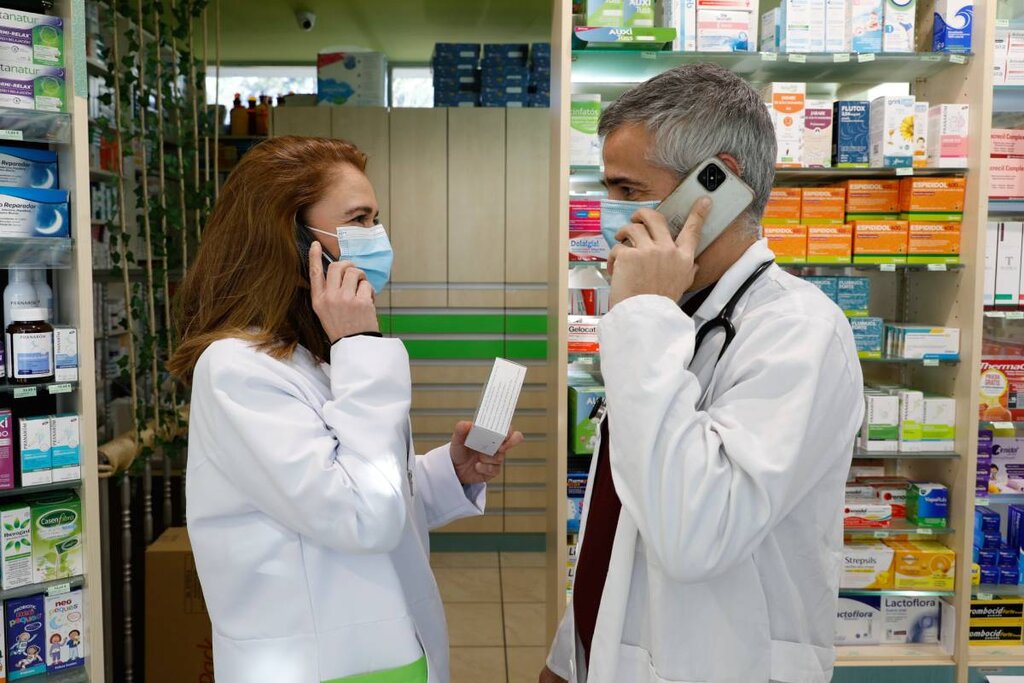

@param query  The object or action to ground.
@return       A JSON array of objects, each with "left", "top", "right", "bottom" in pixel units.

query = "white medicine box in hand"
[{"left": 465, "top": 358, "right": 527, "bottom": 456}]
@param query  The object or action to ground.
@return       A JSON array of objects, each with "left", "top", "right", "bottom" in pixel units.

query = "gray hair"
[{"left": 599, "top": 63, "right": 777, "bottom": 229}]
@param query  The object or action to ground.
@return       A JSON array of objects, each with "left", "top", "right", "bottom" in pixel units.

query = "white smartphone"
[{"left": 656, "top": 158, "right": 755, "bottom": 256}]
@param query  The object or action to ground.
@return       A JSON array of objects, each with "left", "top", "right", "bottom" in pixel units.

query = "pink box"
[
  {"left": 990, "top": 157, "right": 1024, "bottom": 199},
  {"left": 992, "top": 129, "right": 1024, "bottom": 158},
  {"left": 696, "top": 0, "right": 757, "bottom": 8},
  {"left": 0, "top": 410, "right": 11, "bottom": 491},
  {"left": 569, "top": 231, "right": 609, "bottom": 262},
  {"left": 569, "top": 199, "right": 601, "bottom": 232}
]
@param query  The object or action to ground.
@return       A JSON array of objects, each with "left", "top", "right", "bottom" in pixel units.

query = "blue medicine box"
[
  {"left": 837, "top": 277, "right": 870, "bottom": 317},
  {"left": 978, "top": 548, "right": 998, "bottom": 566},
  {"left": 483, "top": 43, "right": 529, "bottom": 65},
  {"left": 833, "top": 101, "right": 870, "bottom": 168},
  {"left": 977, "top": 506, "right": 1002, "bottom": 535},
  {"left": 850, "top": 317, "right": 883, "bottom": 359},
  {"left": 932, "top": 4, "right": 972, "bottom": 53},
  {"left": 980, "top": 565, "right": 1000, "bottom": 584},
  {"left": 433, "top": 43, "right": 481, "bottom": 64}
]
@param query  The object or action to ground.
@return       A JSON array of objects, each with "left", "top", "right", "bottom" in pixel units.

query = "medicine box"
[
  {"left": 844, "top": 499, "right": 893, "bottom": 527},
  {"left": 807, "top": 224, "right": 854, "bottom": 263},
  {"left": 316, "top": 50, "right": 387, "bottom": 107},
  {"left": 569, "top": 384, "right": 605, "bottom": 456},
  {"left": 834, "top": 101, "right": 870, "bottom": 167},
  {"left": 587, "top": 0, "right": 626, "bottom": 26},
  {"left": 49, "top": 414, "right": 79, "bottom": 483},
  {"left": 0, "top": 64, "right": 65, "bottom": 112},
  {"left": 870, "top": 95, "right": 916, "bottom": 169},
  {"left": 976, "top": 506, "right": 1001, "bottom": 535},
  {"left": 991, "top": 128, "right": 1024, "bottom": 157},
  {"left": 483, "top": 44, "right": 529, "bottom": 63},
  {"left": 764, "top": 83, "right": 805, "bottom": 167},
  {"left": 907, "top": 482, "right": 948, "bottom": 528},
  {"left": 979, "top": 358, "right": 1024, "bottom": 421},
  {"left": 568, "top": 316, "right": 600, "bottom": 354},
  {"left": 990, "top": 432, "right": 1024, "bottom": 494},
  {"left": 846, "top": 179, "right": 900, "bottom": 214},
  {"left": 0, "top": 187, "right": 69, "bottom": 239},
  {"left": 29, "top": 491, "right": 82, "bottom": 583},
  {"left": 897, "top": 389, "right": 924, "bottom": 452},
  {"left": 851, "top": 317, "right": 884, "bottom": 359},
  {"left": 696, "top": 10, "right": 755, "bottom": 52},
  {"left": 659, "top": 0, "right": 698, "bottom": 51},
  {"left": 922, "top": 396, "right": 956, "bottom": 451},
  {"left": 841, "top": 540, "right": 894, "bottom": 589},
  {"left": 0, "top": 9, "right": 63, "bottom": 67},
  {"left": 779, "top": 0, "right": 825, "bottom": 53},
  {"left": 836, "top": 595, "right": 882, "bottom": 645},
  {"left": 853, "top": 221, "right": 909, "bottom": 264},
  {"left": 882, "top": 596, "right": 940, "bottom": 644},
  {"left": 570, "top": 199, "right": 601, "bottom": 233},
  {"left": 6, "top": 594, "right": 45, "bottom": 680},
  {"left": 847, "top": 0, "right": 883, "bottom": 52},
  {"left": 885, "top": 540, "right": 956, "bottom": 591},
  {"left": 569, "top": 232, "right": 609, "bottom": 263},
  {"left": 996, "top": 30, "right": 1009, "bottom": 84},
  {"left": 849, "top": 461, "right": 886, "bottom": 481},
  {"left": 873, "top": 484, "right": 907, "bottom": 518},
  {"left": 861, "top": 392, "right": 899, "bottom": 451},
  {"left": 54, "top": 327, "right": 77, "bottom": 383},
  {"left": 912, "top": 101, "right": 929, "bottom": 168},
  {"left": 984, "top": 222, "right": 997, "bottom": 307},
  {"left": 990, "top": 158, "right": 1024, "bottom": 200},
  {"left": 18, "top": 415, "right": 50, "bottom": 487},
  {"left": 882, "top": 0, "right": 916, "bottom": 53},
  {"left": 804, "top": 100, "right": 834, "bottom": 168},
  {"left": 906, "top": 220, "right": 961, "bottom": 264},
  {"left": 45, "top": 589, "right": 84, "bottom": 673},
  {"left": 0, "top": 502, "right": 30, "bottom": 589},
  {"left": 972, "top": 598, "right": 1024, "bottom": 621},
  {"left": 995, "top": 222, "right": 1023, "bottom": 305},
  {"left": 837, "top": 277, "right": 870, "bottom": 317},
  {"left": 0, "top": 146, "right": 56, "bottom": 189},
  {"left": 825, "top": 0, "right": 847, "bottom": 52},
  {"left": 804, "top": 276, "right": 838, "bottom": 302},
  {"left": 801, "top": 187, "right": 846, "bottom": 224},
  {"left": 763, "top": 225, "right": 807, "bottom": 263},
  {"left": 763, "top": 187, "right": 802, "bottom": 224},
  {"left": 0, "top": 409, "right": 12, "bottom": 491},
  {"left": 433, "top": 43, "right": 481, "bottom": 64},
  {"left": 887, "top": 325, "right": 960, "bottom": 360},
  {"left": 847, "top": 484, "right": 876, "bottom": 498},
  {"left": 970, "top": 620, "right": 1023, "bottom": 645},
  {"left": 570, "top": 95, "right": 601, "bottom": 167},
  {"left": 760, "top": 8, "right": 779, "bottom": 50},
  {"left": 932, "top": 0, "right": 973, "bottom": 53},
  {"left": 927, "top": 104, "right": 969, "bottom": 168},
  {"left": 899, "top": 177, "right": 966, "bottom": 214}
]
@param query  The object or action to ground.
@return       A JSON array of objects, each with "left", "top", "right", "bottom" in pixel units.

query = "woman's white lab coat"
[
  {"left": 548, "top": 239, "right": 864, "bottom": 683},
  {"left": 186, "top": 336, "right": 485, "bottom": 683}
]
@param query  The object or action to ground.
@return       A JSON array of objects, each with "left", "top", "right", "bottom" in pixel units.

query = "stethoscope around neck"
[{"left": 588, "top": 258, "right": 775, "bottom": 423}]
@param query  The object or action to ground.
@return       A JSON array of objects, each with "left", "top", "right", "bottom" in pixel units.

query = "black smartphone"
[{"left": 296, "top": 224, "right": 334, "bottom": 276}]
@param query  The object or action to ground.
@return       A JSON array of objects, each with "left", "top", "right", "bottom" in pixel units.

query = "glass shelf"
[
  {"left": 0, "top": 106, "right": 71, "bottom": 144},
  {"left": 861, "top": 355, "right": 960, "bottom": 366},
  {"left": 835, "top": 643, "right": 951, "bottom": 665},
  {"left": 853, "top": 449, "right": 959, "bottom": 460},
  {"left": 0, "top": 238, "right": 74, "bottom": 269},
  {"left": 570, "top": 165, "right": 968, "bottom": 184},
  {"left": 568, "top": 352, "right": 600, "bottom": 364},
  {"left": 0, "top": 381, "right": 76, "bottom": 399},
  {"left": 973, "top": 584, "right": 1024, "bottom": 599},
  {"left": 0, "top": 575, "right": 83, "bottom": 602},
  {"left": 782, "top": 262, "right": 962, "bottom": 272},
  {"left": 839, "top": 588, "right": 954, "bottom": 597},
  {"left": 0, "top": 480, "right": 81, "bottom": 501},
  {"left": 845, "top": 522, "right": 953, "bottom": 538},
  {"left": 43, "top": 669, "right": 88, "bottom": 683},
  {"left": 977, "top": 494, "right": 1024, "bottom": 506},
  {"left": 571, "top": 50, "right": 972, "bottom": 86},
  {"left": 990, "top": 199, "right": 1024, "bottom": 215}
]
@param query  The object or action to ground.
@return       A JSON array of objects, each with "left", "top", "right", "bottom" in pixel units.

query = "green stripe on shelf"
[
  {"left": 403, "top": 339, "right": 504, "bottom": 359},
  {"left": 377, "top": 315, "right": 392, "bottom": 335},
  {"left": 429, "top": 533, "right": 546, "bottom": 552},
  {"left": 506, "top": 315, "right": 548, "bottom": 335},
  {"left": 389, "top": 314, "right": 504, "bottom": 334},
  {"left": 507, "top": 340, "right": 548, "bottom": 360}
]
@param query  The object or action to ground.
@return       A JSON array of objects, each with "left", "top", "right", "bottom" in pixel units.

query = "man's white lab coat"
[
  {"left": 186, "top": 336, "right": 485, "bottom": 682},
  {"left": 549, "top": 239, "right": 864, "bottom": 683}
]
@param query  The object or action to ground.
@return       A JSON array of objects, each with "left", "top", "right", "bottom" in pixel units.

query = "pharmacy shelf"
[
  {"left": 977, "top": 495, "right": 1024, "bottom": 506},
  {"left": 0, "top": 238, "right": 75, "bottom": 269},
  {"left": 569, "top": 165, "right": 968, "bottom": 184},
  {"left": 570, "top": 50, "right": 972, "bottom": 86},
  {"left": 860, "top": 356, "right": 960, "bottom": 366},
  {"left": 0, "top": 575, "right": 84, "bottom": 603},
  {"left": 0, "top": 381, "right": 77, "bottom": 399},
  {"left": 844, "top": 523, "right": 953, "bottom": 538},
  {"left": 973, "top": 585, "right": 1024, "bottom": 598},
  {"left": 839, "top": 589, "right": 955, "bottom": 597},
  {"left": 0, "top": 106, "right": 72, "bottom": 144},
  {"left": 990, "top": 200, "right": 1024, "bottom": 215},
  {"left": 0, "top": 480, "right": 82, "bottom": 501},
  {"left": 969, "top": 645, "right": 1024, "bottom": 666},
  {"left": 783, "top": 263, "right": 964, "bottom": 272},
  {"left": 36, "top": 669, "right": 88, "bottom": 683},
  {"left": 852, "top": 449, "right": 960, "bottom": 460},
  {"left": 835, "top": 643, "right": 952, "bottom": 666}
]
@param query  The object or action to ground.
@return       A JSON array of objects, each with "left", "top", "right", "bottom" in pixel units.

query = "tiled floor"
[{"left": 431, "top": 551, "right": 550, "bottom": 683}]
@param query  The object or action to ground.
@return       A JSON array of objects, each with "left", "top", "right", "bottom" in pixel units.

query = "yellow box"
[
  {"left": 853, "top": 221, "right": 910, "bottom": 264},
  {"left": 763, "top": 187, "right": 802, "bottom": 225},
  {"left": 846, "top": 179, "right": 900, "bottom": 214},
  {"left": 801, "top": 187, "right": 847, "bottom": 224},
  {"left": 907, "top": 221, "right": 961, "bottom": 264},
  {"left": 969, "top": 619, "right": 1024, "bottom": 646},
  {"left": 763, "top": 224, "right": 807, "bottom": 263},
  {"left": 807, "top": 224, "right": 853, "bottom": 263},
  {"left": 884, "top": 539, "right": 956, "bottom": 591},
  {"left": 899, "top": 176, "right": 966, "bottom": 214},
  {"left": 972, "top": 562, "right": 980, "bottom": 586}
]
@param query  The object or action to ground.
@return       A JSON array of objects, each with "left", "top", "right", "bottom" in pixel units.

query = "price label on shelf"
[
  {"left": 48, "top": 383, "right": 72, "bottom": 395},
  {"left": 896, "top": 167, "right": 914, "bottom": 176},
  {"left": 917, "top": 528, "right": 934, "bottom": 535},
  {"left": 760, "top": 52, "right": 778, "bottom": 62},
  {"left": 873, "top": 531, "right": 888, "bottom": 539},
  {"left": 950, "top": 54, "right": 966, "bottom": 64},
  {"left": 640, "top": 51, "right": 657, "bottom": 60},
  {"left": 977, "top": 592, "right": 994, "bottom": 601},
  {"left": 923, "top": 358, "right": 940, "bottom": 367},
  {"left": 993, "top": 421, "right": 1016, "bottom": 431},
  {"left": 927, "top": 263, "right": 948, "bottom": 272},
  {"left": 46, "top": 582, "right": 71, "bottom": 597},
  {"left": 0, "top": 130, "right": 23, "bottom": 142},
  {"left": 987, "top": 311, "right": 1008, "bottom": 318},
  {"left": 880, "top": 263, "right": 897, "bottom": 272},
  {"left": 922, "top": 54, "right": 942, "bottom": 62},
  {"left": 1009, "top": 311, "right": 1024, "bottom": 320},
  {"left": 857, "top": 53, "right": 876, "bottom": 63},
  {"left": 13, "top": 387, "right": 36, "bottom": 399},
  {"left": 788, "top": 54, "right": 807, "bottom": 63},
  {"left": 977, "top": 497, "right": 991, "bottom": 506},
  {"left": 833, "top": 53, "right": 850, "bottom": 63},
  {"left": 998, "top": 19, "right": 1011, "bottom": 28}
]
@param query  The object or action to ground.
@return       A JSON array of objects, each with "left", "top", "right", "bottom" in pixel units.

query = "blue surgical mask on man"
[
  {"left": 307, "top": 223, "right": 394, "bottom": 293},
  {"left": 600, "top": 198, "right": 660, "bottom": 248}
]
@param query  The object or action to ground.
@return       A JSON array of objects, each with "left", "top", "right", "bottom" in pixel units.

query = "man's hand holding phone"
[
  {"left": 309, "top": 241, "right": 380, "bottom": 343},
  {"left": 607, "top": 197, "right": 710, "bottom": 308}
]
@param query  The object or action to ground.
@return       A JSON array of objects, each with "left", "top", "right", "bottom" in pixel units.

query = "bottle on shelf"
[
  {"left": 7, "top": 308, "right": 54, "bottom": 385},
  {"left": 230, "top": 93, "right": 248, "bottom": 137},
  {"left": 246, "top": 95, "right": 258, "bottom": 136},
  {"left": 4, "top": 270, "right": 40, "bottom": 334},
  {"left": 31, "top": 270, "right": 52, "bottom": 323},
  {"left": 255, "top": 95, "right": 270, "bottom": 136}
]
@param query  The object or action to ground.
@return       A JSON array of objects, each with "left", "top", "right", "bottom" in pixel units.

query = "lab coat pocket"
[{"left": 618, "top": 644, "right": 704, "bottom": 683}]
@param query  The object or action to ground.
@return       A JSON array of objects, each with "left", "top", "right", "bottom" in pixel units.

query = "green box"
[
  {"left": 29, "top": 491, "right": 82, "bottom": 583},
  {"left": 587, "top": 0, "right": 626, "bottom": 27},
  {"left": 0, "top": 502, "right": 31, "bottom": 589},
  {"left": 569, "top": 384, "right": 604, "bottom": 455},
  {"left": 905, "top": 482, "right": 948, "bottom": 529}
]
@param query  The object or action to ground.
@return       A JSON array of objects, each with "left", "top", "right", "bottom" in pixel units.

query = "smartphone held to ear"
[
  {"left": 296, "top": 224, "right": 334, "bottom": 273},
  {"left": 656, "top": 158, "right": 754, "bottom": 256}
]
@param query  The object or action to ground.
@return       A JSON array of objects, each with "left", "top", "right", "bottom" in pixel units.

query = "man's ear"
[{"left": 716, "top": 152, "right": 743, "bottom": 178}]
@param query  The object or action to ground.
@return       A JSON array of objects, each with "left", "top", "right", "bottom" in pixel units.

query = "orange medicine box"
[
  {"left": 907, "top": 221, "right": 961, "bottom": 264},
  {"left": 764, "top": 224, "right": 808, "bottom": 263},
  {"left": 898, "top": 177, "right": 966, "bottom": 213},
  {"left": 763, "top": 187, "right": 802, "bottom": 224},
  {"left": 801, "top": 187, "right": 847, "bottom": 224},
  {"left": 853, "top": 221, "right": 910, "bottom": 264},
  {"left": 846, "top": 179, "right": 901, "bottom": 215},
  {"left": 807, "top": 224, "right": 853, "bottom": 263}
]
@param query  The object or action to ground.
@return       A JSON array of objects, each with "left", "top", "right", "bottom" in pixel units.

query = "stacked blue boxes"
[
  {"left": 433, "top": 43, "right": 481, "bottom": 108},
  {"left": 481, "top": 43, "right": 531, "bottom": 107},
  {"left": 529, "top": 42, "right": 551, "bottom": 108}
]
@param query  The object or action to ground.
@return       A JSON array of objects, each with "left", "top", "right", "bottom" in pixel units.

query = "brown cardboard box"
[{"left": 145, "top": 527, "right": 215, "bottom": 682}]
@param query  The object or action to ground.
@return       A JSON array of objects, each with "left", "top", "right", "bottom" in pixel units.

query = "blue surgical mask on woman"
[
  {"left": 307, "top": 223, "right": 394, "bottom": 293},
  {"left": 600, "top": 198, "right": 660, "bottom": 248}
]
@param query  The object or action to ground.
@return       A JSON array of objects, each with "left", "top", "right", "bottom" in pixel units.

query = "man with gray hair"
[{"left": 541, "top": 64, "right": 863, "bottom": 682}]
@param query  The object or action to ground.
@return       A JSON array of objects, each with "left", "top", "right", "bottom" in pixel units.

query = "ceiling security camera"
[{"left": 296, "top": 10, "right": 315, "bottom": 31}]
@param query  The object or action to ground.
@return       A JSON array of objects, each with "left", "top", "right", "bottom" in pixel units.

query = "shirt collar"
[{"left": 692, "top": 238, "right": 776, "bottom": 324}]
